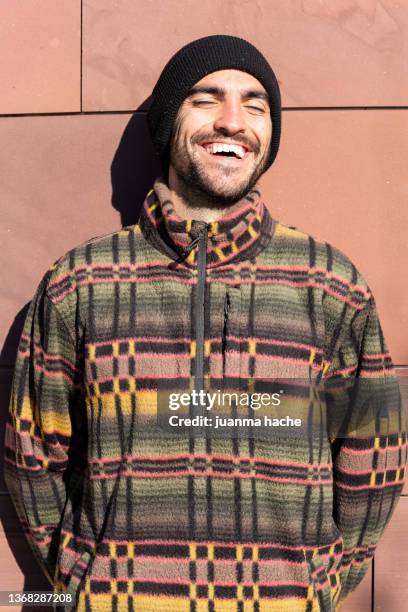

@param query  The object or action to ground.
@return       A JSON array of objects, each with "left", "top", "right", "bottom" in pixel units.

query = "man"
[{"left": 4, "top": 35, "right": 407, "bottom": 611}]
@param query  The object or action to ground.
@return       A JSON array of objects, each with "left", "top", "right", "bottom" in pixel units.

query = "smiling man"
[{"left": 4, "top": 35, "right": 406, "bottom": 612}]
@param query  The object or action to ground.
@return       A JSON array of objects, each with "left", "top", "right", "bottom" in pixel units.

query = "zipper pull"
[
  {"left": 173, "top": 235, "right": 200, "bottom": 264},
  {"left": 178, "top": 223, "right": 210, "bottom": 260},
  {"left": 184, "top": 235, "right": 200, "bottom": 254}
]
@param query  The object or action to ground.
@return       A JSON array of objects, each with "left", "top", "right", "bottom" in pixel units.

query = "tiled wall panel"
[
  {"left": 0, "top": 0, "right": 81, "bottom": 114},
  {"left": 82, "top": 0, "right": 408, "bottom": 111},
  {"left": 338, "top": 565, "right": 372, "bottom": 611},
  {"left": 374, "top": 498, "right": 408, "bottom": 610}
]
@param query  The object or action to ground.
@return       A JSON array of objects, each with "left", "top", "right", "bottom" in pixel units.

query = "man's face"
[{"left": 169, "top": 69, "right": 272, "bottom": 204}]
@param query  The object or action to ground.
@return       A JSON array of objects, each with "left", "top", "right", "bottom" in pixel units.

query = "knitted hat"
[{"left": 147, "top": 35, "right": 281, "bottom": 177}]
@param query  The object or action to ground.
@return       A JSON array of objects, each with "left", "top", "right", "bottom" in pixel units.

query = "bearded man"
[{"left": 5, "top": 35, "right": 406, "bottom": 612}]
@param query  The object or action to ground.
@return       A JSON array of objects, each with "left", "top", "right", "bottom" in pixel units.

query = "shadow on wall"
[
  {"left": 111, "top": 95, "right": 162, "bottom": 227},
  {"left": 0, "top": 98, "right": 161, "bottom": 606}
]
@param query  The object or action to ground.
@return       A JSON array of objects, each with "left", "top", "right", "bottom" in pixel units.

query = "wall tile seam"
[{"left": 1, "top": 106, "right": 408, "bottom": 120}]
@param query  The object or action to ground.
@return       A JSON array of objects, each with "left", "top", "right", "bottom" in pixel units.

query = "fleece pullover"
[{"left": 4, "top": 176, "right": 407, "bottom": 611}]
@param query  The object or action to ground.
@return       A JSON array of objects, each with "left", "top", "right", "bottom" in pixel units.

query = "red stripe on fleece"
[
  {"left": 5, "top": 424, "right": 70, "bottom": 451},
  {"left": 335, "top": 479, "right": 405, "bottom": 491},
  {"left": 339, "top": 442, "right": 407, "bottom": 456},
  {"left": 32, "top": 363, "right": 77, "bottom": 384},
  {"left": 47, "top": 263, "right": 371, "bottom": 302},
  {"left": 4, "top": 456, "right": 65, "bottom": 472},
  {"left": 209, "top": 351, "right": 321, "bottom": 368},
  {"left": 211, "top": 263, "right": 370, "bottom": 299},
  {"left": 79, "top": 575, "right": 311, "bottom": 588},
  {"left": 335, "top": 464, "right": 402, "bottom": 477},
  {"left": 361, "top": 352, "right": 393, "bottom": 360},
  {"left": 89, "top": 452, "right": 331, "bottom": 470},
  {"left": 90, "top": 351, "right": 320, "bottom": 369},
  {"left": 87, "top": 335, "right": 193, "bottom": 347},
  {"left": 18, "top": 341, "right": 80, "bottom": 372},
  {"left": 59, "top": 546, "right": 324, "bottom": 567},
  {"left": 51, "top": 276, "right": 196, "bottom": 302},
  {"left": 89, "top": 469, "right": 333, "bottom": 486},
  {"left": 50, "top": 277, "right": 367, "bottom": 310},
  {"left": 227, "top": 336, "right": 323, "bottom": 353},
  {"left": 57, "top": 531, "right": 345, "bottom": 551},
  {"left": 86, "top": 373, "right": 188, "bottom": 385}
]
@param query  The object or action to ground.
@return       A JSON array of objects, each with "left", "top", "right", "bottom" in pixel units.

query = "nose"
[{"left": 213, "top": 98, "right": 246, "bottom": 135}]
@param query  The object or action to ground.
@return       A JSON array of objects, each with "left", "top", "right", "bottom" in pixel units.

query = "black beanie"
[{"left": 147, "top": 35, "right": 281, "bottom": 177}]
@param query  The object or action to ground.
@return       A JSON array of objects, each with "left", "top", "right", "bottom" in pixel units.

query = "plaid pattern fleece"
[{"left": 4, "top": 175, "right": 407, "bottom": 612}]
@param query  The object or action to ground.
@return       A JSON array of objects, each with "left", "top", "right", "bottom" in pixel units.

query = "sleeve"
[
  {"left": 326, "top": 296, "right": 408, "bottom": 605},
  {"left": 3, "top": 271, "right": 82, "bottom": 586}
]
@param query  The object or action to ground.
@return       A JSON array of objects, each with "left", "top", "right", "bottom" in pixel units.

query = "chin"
[
  {"left": 201, "top": 173, "right": 257, "bottom": 202},
  {"left": 200, "top": 183, "right": 254, "bottom": 206}
]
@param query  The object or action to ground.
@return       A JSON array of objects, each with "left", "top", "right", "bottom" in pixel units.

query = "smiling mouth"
[{"left": 199, "top": 142, "right": 252, "bottom": 161}]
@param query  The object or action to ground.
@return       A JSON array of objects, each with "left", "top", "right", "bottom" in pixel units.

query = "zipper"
[
  {"left": 171, "top": 224, "right": 209, "bottom": 420},
  {"left": 222, "top": 292, "right": 231, "bottom": 376},
  {"left": 194, "top": 224, "right": 209, "bottom": 404},
  {"left": 224, "top": 292, "right": 231, "bottom": 322}
]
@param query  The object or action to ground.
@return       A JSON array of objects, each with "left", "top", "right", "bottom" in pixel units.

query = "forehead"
[{"left": 191, "top": 69, "right": 267, "bottom": 95}]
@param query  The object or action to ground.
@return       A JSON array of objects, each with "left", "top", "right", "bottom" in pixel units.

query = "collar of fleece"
[{"left": 139, "top": 176, "right": 275, "bottom": 268}]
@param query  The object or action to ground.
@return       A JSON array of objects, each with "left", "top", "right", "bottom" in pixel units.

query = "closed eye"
[
  {"left": 192, "top": 99, "right": 217, "bottom": 106},
  {"left": 193, "top": 100, "right": 265, "bottom": 113},
  {"left": 245, "top": 105, "right": 266, "bottom": 113}
]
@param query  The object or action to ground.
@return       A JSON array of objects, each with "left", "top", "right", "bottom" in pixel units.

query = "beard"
[{"left": 169, "top": 131, "right": 270, "bottom": 208}]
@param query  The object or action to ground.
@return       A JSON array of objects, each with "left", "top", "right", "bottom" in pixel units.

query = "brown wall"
[{"left": 1, "top": 2, "right": 407, "bottom": 610}]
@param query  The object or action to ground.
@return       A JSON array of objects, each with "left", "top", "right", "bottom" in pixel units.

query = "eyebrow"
[{"left": 188, "top": 85, "right": 269, "bottom": 103}]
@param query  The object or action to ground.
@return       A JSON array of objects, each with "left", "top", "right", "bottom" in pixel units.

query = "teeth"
[{"left": 203, "top": 142, "right": 247, "bottom": 159}]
